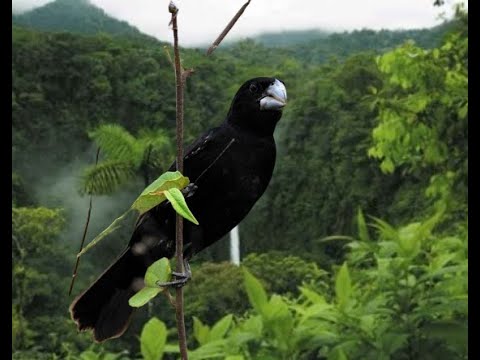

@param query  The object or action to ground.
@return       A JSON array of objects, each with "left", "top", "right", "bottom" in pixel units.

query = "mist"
[
  {"left": 12, "top": 0, "right": 465, "bottom": 46},
  {"left": 24, "top": 147, "right": 141, "bottom": 258}
]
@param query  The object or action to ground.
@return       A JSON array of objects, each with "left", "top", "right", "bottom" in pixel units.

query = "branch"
[
  {"left": 69, "top": 147, "right": 101, "bottom": 295},
  {"left": 206, "top": 0, "right": 252, "bottom": 56},
  {"left": 169, "top": 2, "right": 189, "bottom": 360}
]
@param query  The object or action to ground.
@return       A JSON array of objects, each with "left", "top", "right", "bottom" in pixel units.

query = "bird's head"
[{"left": 227, "top": 77, "right": 287, "bottom": 136}]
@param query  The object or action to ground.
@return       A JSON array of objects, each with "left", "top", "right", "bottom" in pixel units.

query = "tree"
[{"left": 369, "top": 6, "right": 467, "bottom": 218}]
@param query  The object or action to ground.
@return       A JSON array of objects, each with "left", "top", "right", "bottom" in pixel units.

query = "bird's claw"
[
  {"left": 156, "top": 259, "right": 192, "bottom": 288},
  {"left": 156, "top": 275, "right": 190, "bottom": 288},
  {"left": 182, "top": 183, "right": 198, "bottom": 198}
]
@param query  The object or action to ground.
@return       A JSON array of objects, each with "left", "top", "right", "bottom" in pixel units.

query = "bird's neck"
[{"left": 226, "top": 111, "right": 281, "bottom": 137}]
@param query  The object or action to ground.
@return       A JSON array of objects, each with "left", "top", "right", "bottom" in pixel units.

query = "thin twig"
[
  {"left": 163, "top": 45, "right": 175, "bottom": 71},
  {"left": 206, "top": 0, "right": 251, "bottom": 56},
  {"left": 169, "top": 2, "right": 189, "bottom": 359},
  {"left": 164, "top": 289, "right": 177, "bottom": 308},
  {"left": 68, "top": 147, "right": 101, "bottom": 296}
]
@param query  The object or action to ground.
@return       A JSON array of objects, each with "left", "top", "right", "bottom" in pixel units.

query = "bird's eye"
[{"left": 249, "top": 83, "right": 258, "bottom": 93}]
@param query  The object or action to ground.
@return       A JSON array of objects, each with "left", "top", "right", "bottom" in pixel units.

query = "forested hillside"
[
  {"left": 12, "top": 4, "right": 467, "bottom": 359},
  {"left": 12, "top": 0, "right": 152, "bottom": 40}
]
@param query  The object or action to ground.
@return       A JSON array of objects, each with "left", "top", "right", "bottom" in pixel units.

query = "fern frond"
[
  {"left": 138, "top": 128, "right": 173, "bottom": 151},
  {"left": 80, "top": 160, "right": 136, "bottom": 195},
  {"left": 88, "top": 124, "right": 142, "bottom": 165},
  {"left": 137, "top": 128, "right": 174, "bottom": 171}
]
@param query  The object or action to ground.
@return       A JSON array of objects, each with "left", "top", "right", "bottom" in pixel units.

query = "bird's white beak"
[{"left": 260, "top": 79, "right": 287, "bottom": 110}]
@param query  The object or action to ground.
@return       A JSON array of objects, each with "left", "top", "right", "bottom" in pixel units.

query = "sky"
[{"left": 12, "top": 0, "right": 464, "bottom": 46}]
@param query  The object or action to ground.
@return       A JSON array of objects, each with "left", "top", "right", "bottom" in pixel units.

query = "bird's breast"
[{"left": 187, "top": 136, "right": 275, "bottom": 241}]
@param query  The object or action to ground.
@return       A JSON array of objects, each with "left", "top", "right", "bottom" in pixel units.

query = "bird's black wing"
[
  {"left": 168, "top": 126, "right": 222, "bottom": 176},
  {"left": 133, "top": 126, "right": 225, "bottom": 229}
]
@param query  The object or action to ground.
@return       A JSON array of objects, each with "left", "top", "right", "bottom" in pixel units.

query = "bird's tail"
[{"left": 69, "top": 249, "right": 145, "bottom": 342}]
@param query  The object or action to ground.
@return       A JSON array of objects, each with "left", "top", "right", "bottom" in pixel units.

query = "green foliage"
[
  {"left": 242, "top": 251, "right": 328, "bottom": 296},
  {"left": 82, "top": 124, "right": 174, "bottom": 195},
  {"left": 163, "top": 188, "right": 199, "bottom": 225},
  {"left": 183, "top": 262, "right": 247, "bottom": 325},
  {"left": 143, "top": 258, "right": 172, "bottom": 287},
  {"left": 12, "top": 0, "right": 151, "bottom": 40},
  {"left": 12, "top": 207, "right": 65, "bottom": 256},
  {"left": 180, "top": 255, "right": 328, "bottom": 331},
  {"left": 12, "top": 206, "right": 77, "bottom": 352},
  {"left": 140, "top": 318, "right": 168, "bottom": 360},
  {"left": 12, "top": 172, "right": 34, "bottom": 206},
  {"left": 131, "top": 171, "right": 189, "bottom": 215},
  {"left": 137, "top": 212, "right": 467, "bottom": 360},
  {"left": 89, "top": 124, "right": 142, "bottom": 164},
  {"left": 335, "top": 263, "right": 352, "bottom": 310},
  {"left": 82, "top": 160, "right": 137, "bottom": 195},
  {"left": 242, "top": 268, "right": 268, "bottom": 315},
  {"left": 129, "top": 258, "right": 171, "bottom": 308},
  {"left": 78, "top": 171, "right": 192, "bottom": 256},
  {"left": 11, "top": 5, "right": 467, "bottom": 359},
  {"left": 369, "top": 20, "right": 467, "bottom": 216}
]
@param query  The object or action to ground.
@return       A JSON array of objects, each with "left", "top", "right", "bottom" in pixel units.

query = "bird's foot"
[
  {"left": 182, "top": 183, "right": 198, "bottom": 198},
  {"left": 157, "top": 259, "right": 191, "bottom": 288}
]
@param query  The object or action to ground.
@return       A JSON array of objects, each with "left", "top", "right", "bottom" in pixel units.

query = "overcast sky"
[{"left": 12, "top": 0, "right": 464, "bottom": 46}]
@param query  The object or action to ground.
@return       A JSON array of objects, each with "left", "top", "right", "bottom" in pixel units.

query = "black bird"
[{"left": 70, "top": 77, "right": 287, "bottom": 342}]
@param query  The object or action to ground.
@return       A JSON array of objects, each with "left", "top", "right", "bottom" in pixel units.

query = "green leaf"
[
  {"left": 328, "top": 347, "right": 348, "bottom": 360},
  {"left": 359, "top": 315, "right": 376, "bottom": 336},
  {"left": 238, "top": 315, "right": 263, "bottom": 337},
  {"left": 380, "top": 158, "right": 395, "bottom": 173},
  {"left": 79, "top": 350, "right": 99, "bottom": 360},
  {"left": 131, "top": 171, "right": 190, "bottom": 215},
  {"left": 188, "top": 340, "right": 227, "bottom": 360},
  {"left": 242, "top": 268, "right": 268, "bottom": 315},
  {"left": 129, "top": 258, "right": 171, "bottom": 307},
  {"left": 78, "top": 171, "right": 190, "bottom": 257},
  {"left": 128, "top": 287, "right": 162, "bottom": 308},
  {"left": 164, "top": 188, "right": 199, "bottom": 225},
  {"left": 81, "top": 160, "right": 136, "bottom": 195},
  {"left": 299, "top": 286, "right": 327, "bottom": 304},
  {"left": 193, "top": 317, "right": 210, "bottom": 346},
  {"left": 140, "top": 317, "right": 167, "bottom": 360},
  {"left": 380, "top": 333, "right": 409, "bottom": 355},
  {"left": 357, "top": 208, "right": 370, "bottom": 242},
  {"left": 164, "top": 344, "right": 180, "bottom": 353},
  {"left": 263, "top": 295, "right": 294, "bottom": 348},
  {"left": 89, "top": 124, "right": 141, "bottom": 164},
  {"left": 370, "top": 216, "right": 398, "bottom": 242},
  {"left": 318, "top": 235, "right": 355, "bottom": 243},
  {"left": 144, "top": 258, "right": 171, "bottom": 287},
  {"left": 208, "top": 314, "right": 233, "bottom": 342},
  {"left": 77, "top": 209, "right": 132, "bottom": 257},
  {"left": 300, "top": 303, "right": 337, "bottom": 324},
  {"left": 458, "top": 103, "right": 468, "bottom": 119},
  {"left": 335, "top": 263, "right": 352, "bottom": 309},
  {"left": 397, "top": 223, "right": 422, "bottom": 257}
]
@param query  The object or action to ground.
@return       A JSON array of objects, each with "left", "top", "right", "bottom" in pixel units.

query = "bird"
[{"left": 69, "top": 77, "right": 287, "bottom": 342}]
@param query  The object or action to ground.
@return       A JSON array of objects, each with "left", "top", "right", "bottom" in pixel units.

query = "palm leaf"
[
  {"left": 138, "top": 129, "right": 175, "bottom": 172},
  {"left": 89, "top": 124, "right": 143, "bottom": 165},
  {"left": 81, "top": 160, "right": 136, "bottom": 195},
  {"left": 138, "top": 128, "right": 172, "bottom": 150}
]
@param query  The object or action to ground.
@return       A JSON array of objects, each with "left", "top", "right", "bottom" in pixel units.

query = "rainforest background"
[{"left": 12, "top": 0, "right": 467, "bottom": 359}]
